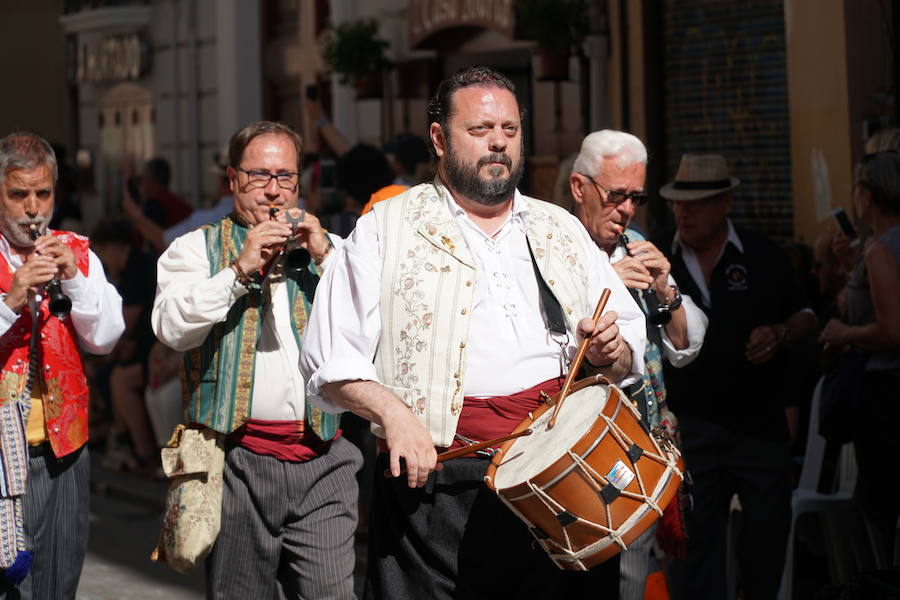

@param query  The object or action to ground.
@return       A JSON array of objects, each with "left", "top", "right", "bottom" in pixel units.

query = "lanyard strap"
[{"left": 526, "top": 240, "right": 566, "bottom": 336}]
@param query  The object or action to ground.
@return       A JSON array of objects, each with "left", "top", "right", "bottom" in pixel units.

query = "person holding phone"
[
  {"left": 818, "top": 151, "right": 900, "bottom": 563},
  {"left": 121, "top": 157, "right": 193, "bottom": 254}
]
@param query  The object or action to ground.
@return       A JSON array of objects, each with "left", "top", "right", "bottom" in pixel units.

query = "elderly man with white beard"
[{"left": 0, "top": 132, "right": 123, "bottom": 599}]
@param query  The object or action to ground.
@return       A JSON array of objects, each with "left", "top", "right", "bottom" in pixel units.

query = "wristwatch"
[{"left": 660, "top": 285, "right": 682, "bottom": 312}]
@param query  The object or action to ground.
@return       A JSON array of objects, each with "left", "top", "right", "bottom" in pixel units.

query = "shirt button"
[
  {"left": 460, "top": 308, "right": 467, "bottom": 315},
  {"left": 53, "top": 426, "right": 60, "bottom": 433},
  {"left": 466, "top": 280, "right": 472, "bottom": 287}
]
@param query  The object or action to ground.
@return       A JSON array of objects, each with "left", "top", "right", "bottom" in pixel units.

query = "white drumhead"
[{"left": 492, "top": 384, "right": 610, "bottom": 489}]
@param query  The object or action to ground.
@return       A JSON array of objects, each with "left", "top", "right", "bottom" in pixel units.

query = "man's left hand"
[
  {"left": 625, "top": 240, "right": 671, "bottom": 297},
  {"left": 34, "top": 235, "right": 77, "bottom": 280},
  {"left": 579, "top": 310, "right": 626, "bottom": 367},
  {"left": 745, "top": 325, "right": 781, "bottom": 365},
  {"left": 280, "top": 209, "right": 332, "bottom": 263}
]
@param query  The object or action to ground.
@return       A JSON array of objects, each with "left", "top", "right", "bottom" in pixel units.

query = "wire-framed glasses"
[{"left": 236, "top": 166, "right": 300, "bottom": 190}]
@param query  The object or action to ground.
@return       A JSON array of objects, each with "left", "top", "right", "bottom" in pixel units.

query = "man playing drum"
[{"left": 300, "top": 66, "right": 646, "bottom": 598}]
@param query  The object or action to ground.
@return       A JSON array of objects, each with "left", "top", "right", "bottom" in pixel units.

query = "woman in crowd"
[{"left": 819, "top": 150, "right": 900, "bottom": 564}]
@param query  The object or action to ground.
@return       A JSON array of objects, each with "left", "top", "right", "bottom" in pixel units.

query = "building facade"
[{"left": 52, "top": 0, "right": 897, "bottom": 243}]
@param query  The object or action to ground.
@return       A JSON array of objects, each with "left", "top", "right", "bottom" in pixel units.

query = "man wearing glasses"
[
  {"left": 569, "top": 131, "right": 707, "bottom": 600},
  {"left": 152, "top": 121, "right": 361, "bottom": 598}
]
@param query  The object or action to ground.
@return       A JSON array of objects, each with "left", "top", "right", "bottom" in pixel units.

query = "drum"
[{"left": 484, "top": 376, "right": 684, "bottom": 571}]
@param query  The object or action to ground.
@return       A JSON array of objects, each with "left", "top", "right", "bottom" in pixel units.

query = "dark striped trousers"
[
  {"left": 0, "top": 445, "right": 90, "bottom": 600},
  {"left": 206, "top": 437, "right": 362, "bottom": 600},
  {"left": 619, "top": 521, "right": 657, "bottom": 600},
  {"left": 365, "top": 454, "right": 620, "bottom": 600}
]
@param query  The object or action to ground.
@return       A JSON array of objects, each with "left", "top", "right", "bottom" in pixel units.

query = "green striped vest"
[{"left": 181, "top": 216, "right": 338, "bottom": 440}]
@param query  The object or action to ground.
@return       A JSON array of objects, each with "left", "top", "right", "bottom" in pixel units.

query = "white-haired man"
[{"left": 569, "top": 130, "right": 707, "bottom": 599}]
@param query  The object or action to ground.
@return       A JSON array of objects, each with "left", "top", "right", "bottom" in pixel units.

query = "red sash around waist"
[
  {"left": 448, "top": 376, "right": 564, "bottom": 452},
  {"left": 375, "top": 377, "right": 564, "bottom": 454},
  {"left": 226, "top": 419, "right": 340, "bottom": 462}
]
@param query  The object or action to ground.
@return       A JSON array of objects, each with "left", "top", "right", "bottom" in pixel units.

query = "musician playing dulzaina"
[
  {"left": 300, "top": 67, "right": 646, "bottom": 598},
  {"left": 152, "top": 121, "right": 361, "bottom": 599},
  {"left": 0, "top": 133, "right": 124, "bottom": 599}
]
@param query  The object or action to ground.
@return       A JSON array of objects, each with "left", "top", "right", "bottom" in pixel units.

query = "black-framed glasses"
[
  {"left": 582, "top": 175, "right": 648, "bottom": 206},
  {"left": 235, "top": 166, "right": 300, "bottom": 190}
]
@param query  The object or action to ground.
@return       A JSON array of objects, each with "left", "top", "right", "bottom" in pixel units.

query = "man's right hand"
[
  {"left": 382, "top": 403, "right": 441, "bottom": 488},
  {"left": 5, "top": 254, "right": 58, "bottom": 313},
  {"left": 233, "top": 219, "right": 293, "bottom": 276},
  {"left": 320, "top": 379, "right": 441, "bottom": 488},
  {"left": 611, "top": 256, "right": 654, "bottom": 290}
]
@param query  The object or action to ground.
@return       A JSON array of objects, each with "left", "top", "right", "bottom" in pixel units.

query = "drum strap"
[{"left": 526, "top": 240, "right": 567, "bottom": 336}]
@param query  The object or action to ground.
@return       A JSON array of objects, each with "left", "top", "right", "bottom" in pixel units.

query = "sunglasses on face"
[{"left": 582, "top": 176, "right": 648, "bottom": 207}]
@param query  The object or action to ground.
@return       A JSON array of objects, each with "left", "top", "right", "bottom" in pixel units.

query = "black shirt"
[
  {"left": 116, "top": 248, "right": 158, "bottom": 366},
  {"left": 658, "top": 225, "right": 805, "bottom": 440}
]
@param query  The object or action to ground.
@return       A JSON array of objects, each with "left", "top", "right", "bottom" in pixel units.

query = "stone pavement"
[
  {"left": 77, "top": 452, "right": 366, "bottom": 599},
  {"left": 77, "top": 458, "right": 203, "bottom": 600}
]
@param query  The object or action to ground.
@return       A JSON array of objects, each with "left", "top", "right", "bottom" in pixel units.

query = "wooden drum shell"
[{"left": 484, "top": 378, "right": 684, "bottom": 571}]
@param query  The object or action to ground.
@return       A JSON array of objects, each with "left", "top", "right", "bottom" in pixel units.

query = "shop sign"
[
  {"left": 409, "top": 0, "right": 514, "bottom": 48},
  {"left": 73, "top": 34, "right": 151, "bottom": 84}
]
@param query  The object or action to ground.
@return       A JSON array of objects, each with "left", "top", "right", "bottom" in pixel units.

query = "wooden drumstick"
[
  {"left": 547, "top": 288, "right": 612, "bottom": 430},
  {"left": 383, "top": 429, "right": 533, "bottom": 479}
]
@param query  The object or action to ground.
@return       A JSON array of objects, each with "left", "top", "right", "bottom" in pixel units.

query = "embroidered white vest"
[{"left": 372, "top": 181, "right": 592, "bottom": 446}]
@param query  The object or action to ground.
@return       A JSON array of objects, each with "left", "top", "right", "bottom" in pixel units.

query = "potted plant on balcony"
[
  {"left": 516, "top": 0, "right": 589, "bottom": 81},
  {"left": 322, "top": 19, "right": 390, "bottom": 99}
]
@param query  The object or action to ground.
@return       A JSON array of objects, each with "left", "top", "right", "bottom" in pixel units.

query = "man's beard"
[
  {"left": 0, "top": 215, "right": 50, "bottom": 248},
  {"left": 442, "top": 137, "right": 525, "bottom": 207}
]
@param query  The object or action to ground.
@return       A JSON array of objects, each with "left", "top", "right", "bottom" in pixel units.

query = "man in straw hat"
[
  {"left": 569, "top": 130, "right": 708, "bottom": 600},
  {"left": 657, "top": 154, "right": 815, "bottom": 599}
]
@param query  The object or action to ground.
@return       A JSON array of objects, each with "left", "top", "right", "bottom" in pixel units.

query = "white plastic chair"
[
  {"left": 725, "top": 493, "right": 742, "bottom": 600},
  {"left": 777, "top": 377, "right": 864, "bottom": 599}
]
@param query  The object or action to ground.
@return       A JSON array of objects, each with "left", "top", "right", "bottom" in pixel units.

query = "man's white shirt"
[{"left": 300, "top": 188, "right": 647, "bottom": 412}]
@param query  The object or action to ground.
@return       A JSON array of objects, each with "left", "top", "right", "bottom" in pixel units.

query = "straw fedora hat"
[{"left": 659, "top": 154, "right": 740, "bottom": 201}]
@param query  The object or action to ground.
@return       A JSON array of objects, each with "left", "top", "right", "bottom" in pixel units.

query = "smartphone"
[{"left": 832, "top": 206, "right": 860, "bottom": 247}]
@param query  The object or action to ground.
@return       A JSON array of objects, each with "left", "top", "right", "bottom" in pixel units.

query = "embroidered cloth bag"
[{"left": 151, "top": 424, "right": 225, "bottom": 573}]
